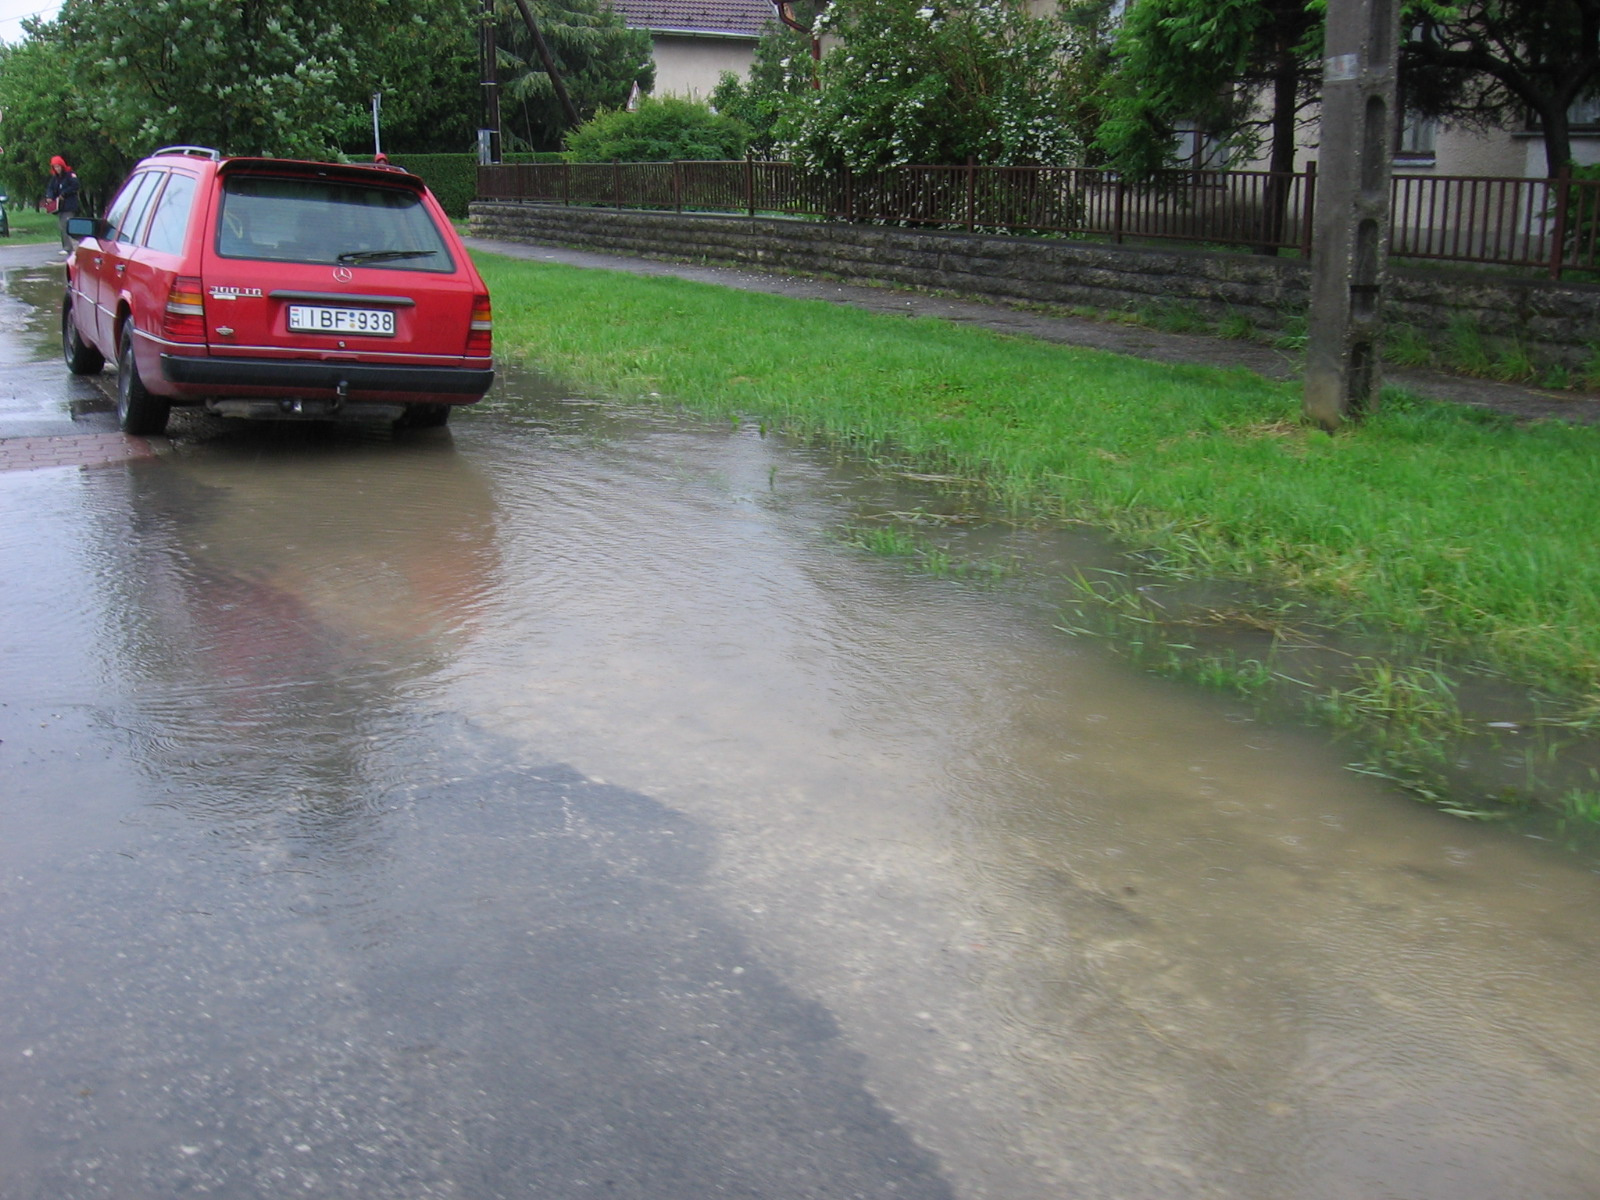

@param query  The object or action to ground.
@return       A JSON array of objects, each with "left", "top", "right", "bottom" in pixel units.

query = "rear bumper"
[{"left": 159, "top": 353, "right": 494, "bottom": 399}]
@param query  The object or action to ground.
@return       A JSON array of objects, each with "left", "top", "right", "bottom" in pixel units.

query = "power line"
[{"left": 0, "top": 4, "right": 62, "bottom": 36}]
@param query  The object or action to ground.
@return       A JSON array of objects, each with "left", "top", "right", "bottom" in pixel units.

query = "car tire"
[
  {"left": 62, "top": 298, "right": 104, "bottom": 375},
  {"left": 396, "top": 403, "right": 451, "bottom": 430},
  {"left": 116, "top": 326, "right": 170, "bottom": 436}
]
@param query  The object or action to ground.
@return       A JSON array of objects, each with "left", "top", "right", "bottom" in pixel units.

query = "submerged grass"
[
  {"left": 476, "top": 251, "right": 1600, "bottom": 815},
  {"left": 839, "top": 520, "right": 1011, "bottom": 583}
]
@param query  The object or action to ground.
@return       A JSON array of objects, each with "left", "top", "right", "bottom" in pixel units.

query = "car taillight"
[
  {"left": 466, "top": 293, "right": 492, "bottom": 356},
  {"left": 162, "top": 276, "right": 207, "bottom": 343}
]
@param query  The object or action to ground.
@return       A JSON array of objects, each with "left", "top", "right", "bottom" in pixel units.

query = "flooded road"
[{"left": 3, "top": 250, "right": 1600, "bottom": 1199}]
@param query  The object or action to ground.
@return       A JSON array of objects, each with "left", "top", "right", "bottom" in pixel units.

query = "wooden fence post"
[{"left": 746, "top": 155, "right": 755, "bottom": 218}]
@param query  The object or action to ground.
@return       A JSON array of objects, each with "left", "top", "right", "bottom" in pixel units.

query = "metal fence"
[{"left": 477, "top": 160, "right": 1600, "bottom": 281}]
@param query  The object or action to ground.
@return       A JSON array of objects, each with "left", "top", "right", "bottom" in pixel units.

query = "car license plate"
[{"left": 286, "top": 305, "right": 395, "bottom": 336}]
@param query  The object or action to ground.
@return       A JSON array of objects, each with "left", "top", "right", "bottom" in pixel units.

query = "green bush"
[
  {"left": 562, "top": 96, "right": 748, "bottom": 163},
  {"left": 1561, "top": 163, "right": 1600, "bottom": 269}
]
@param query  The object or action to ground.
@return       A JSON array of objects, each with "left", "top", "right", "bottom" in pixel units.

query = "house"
[
  {"left": 1231, "top": 106, "right": 1600, "bottom": 181},
  {"left": 1099, "top": 0, "right": 1596, "bottom": 183},
  {"left": 607, "top": 0, "right": 778, "bottom": 100},
  {"left": 1394, "top": 106, "right": 1600, "bottom": 179}
]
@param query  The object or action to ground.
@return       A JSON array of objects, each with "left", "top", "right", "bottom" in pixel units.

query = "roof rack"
[{"left": 150, "top": 145, "right": 223, "bottom": 160}]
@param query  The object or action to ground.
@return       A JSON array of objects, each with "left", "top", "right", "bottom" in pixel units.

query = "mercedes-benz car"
[{"left": 63, "top": 147, "right": 494, "bottom": 435}]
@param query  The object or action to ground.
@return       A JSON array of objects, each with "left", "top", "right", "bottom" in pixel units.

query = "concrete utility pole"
[
  {"left": 1302, "top": 0, "right": 1403, "bottom": 431},
  {"left": 480, "top": 0, "right": 503, "bottom": 165}
]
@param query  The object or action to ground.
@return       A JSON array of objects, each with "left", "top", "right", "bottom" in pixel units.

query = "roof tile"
[{"left": 609, "top": 0, "right": 775, "bottom": 37}]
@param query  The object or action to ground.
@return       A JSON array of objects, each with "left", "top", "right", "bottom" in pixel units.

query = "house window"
[
  {"left": 1569, "top": 93, "right": 1600, "bottom": 130},
  {"left": 1173, "top": 120, "right": 1229, "bottom": 170},
  {"left": 1396, "top": 110, "right": 1437, "bottom": 163},
  {"left": 1523, "top": 93, "right": 1600, "bottom": 132}
]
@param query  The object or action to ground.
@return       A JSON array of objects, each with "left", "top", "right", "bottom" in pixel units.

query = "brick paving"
[{"left": 0, "top": 432, "right": 157, "bottom": 473}]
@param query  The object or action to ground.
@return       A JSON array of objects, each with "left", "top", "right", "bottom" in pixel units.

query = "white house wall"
[{"left": 649, "top": 35, "right": 758, "bottom": 100}]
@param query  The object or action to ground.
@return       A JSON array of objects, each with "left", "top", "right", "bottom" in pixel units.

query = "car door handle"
[
  {"left": 115, "top": 264, "right": 127, "bottom": 274},
  {"left": 92, "top": 257, "right": 102, "bottom": 268}
]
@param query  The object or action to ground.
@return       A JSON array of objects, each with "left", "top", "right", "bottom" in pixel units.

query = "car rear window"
[{"left": 215, "top": 175, "right": 455, "bottom": 273}]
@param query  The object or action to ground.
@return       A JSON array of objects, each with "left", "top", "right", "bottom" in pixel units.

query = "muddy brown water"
[{"left": 2, "top": 258, "right": 1600, "bottom": 1197}]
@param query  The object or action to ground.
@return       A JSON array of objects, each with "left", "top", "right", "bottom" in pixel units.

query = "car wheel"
[
  {"left": 396, "top": 403, "right": 451, "bottom": 430},
  {"left": 62, "top": 298, "right": 104, "bottom": 375},
  {"left": 116, "top": 327, "right": 170, "bottom": 436}
]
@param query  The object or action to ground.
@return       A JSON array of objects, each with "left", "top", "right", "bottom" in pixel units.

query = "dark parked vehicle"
[{"left": 63, "top": 146, "right": 494, "bottom": 435}]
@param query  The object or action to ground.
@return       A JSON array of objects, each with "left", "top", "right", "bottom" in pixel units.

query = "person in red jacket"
[{"left": 44, "top": 156, "right": 80, "bottom": 254}]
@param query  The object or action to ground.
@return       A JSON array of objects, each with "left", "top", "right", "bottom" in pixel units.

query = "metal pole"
[
  {"left": 1303, "top": 0, "right": 1402, "bottom": 430},
  {"left": 965, "top": 158, "right": 975, "bottom": 233},
  {"left": 1549, "top": 166, "right": 1573, "bottom": 281},
  {"left": 1300, "top": 160, "right": 1317, "bottom": 258},
  {"left": 371, "top": 93, "right": 382, "bottom": 159}
]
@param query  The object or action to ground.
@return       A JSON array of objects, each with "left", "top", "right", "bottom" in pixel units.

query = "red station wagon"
[{"left": 63, "top": 146, "right": 494, "bottom": 435}]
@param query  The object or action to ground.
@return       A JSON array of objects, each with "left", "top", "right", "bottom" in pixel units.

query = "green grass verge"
[
  {"left": 474, "top": 251, "right": 1600, "bottom": 816},
  {"left": 3, "top": 205, "right": 62, "bottom": 245}
]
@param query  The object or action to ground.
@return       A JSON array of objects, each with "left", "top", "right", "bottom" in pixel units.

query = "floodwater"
[{"left": 3, "top": 259, "right": 1600, "bottom": 1199}]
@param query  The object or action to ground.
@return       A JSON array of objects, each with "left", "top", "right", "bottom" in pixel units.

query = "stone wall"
[{"left": 469, "top": 201, "right": 1600, "bottom": 377}]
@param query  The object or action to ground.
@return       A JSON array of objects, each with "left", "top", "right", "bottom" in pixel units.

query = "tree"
[
  {"left": 1403, "top": 0, "right": 1600, "bottom": 177},
  {"left": 493, "top": 0, "right": 654, "bottom": 151},
  {"left": 53, "top": 0, "right": 393, "bottom": 159},
  {"left": 709, "top": 22, "right": 818, "bottom": 157},
  {"left": 1098, "top": 0, "right": 1600, "bottom": 182},
  {"left": 2, "top": 0, "right": 489, "bottom": 186},
  {"left": 0, "top": 27, "right": 129, "bottom": 206},
  {"left": 341, "top": 0, "right": 483, "bottom": 154},
  {"left": 775, "top": 0, "right": 1113, "bottom": 171},
  {"left": 564, "top": 95, "right": 749, "bottom": 161},
  {"left": 1095, "top": 0, "right": 1323, "bottom": 181}
]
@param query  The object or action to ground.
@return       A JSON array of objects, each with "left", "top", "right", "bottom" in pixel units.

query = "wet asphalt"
[
  {"left": 0, "top": 244, "right": 119, "bottom": 441},
  {"left": 6, "top": 236, "right": 1600, "bottom": 1200}
]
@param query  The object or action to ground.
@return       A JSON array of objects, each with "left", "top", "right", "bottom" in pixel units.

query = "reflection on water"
[
  {"left": 452, "top": 379, "right": 1600, "bottom": 1200},
  {"left": 78, "top": 428, "right": 502, "bottom": 846},
  {"left": 2, "top": 368, "right": 1599, "bottom": 1199}
]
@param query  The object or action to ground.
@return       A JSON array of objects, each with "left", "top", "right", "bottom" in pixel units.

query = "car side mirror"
[{"left": 65, "top": 215, "right": 102, "bottom": 240}]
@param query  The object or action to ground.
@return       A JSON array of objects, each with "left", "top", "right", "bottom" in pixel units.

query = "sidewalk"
[
  {"left": 466, "top": 236, "right": 1600, "bottom": 427},
  {"left": 0, "top": 431, "right": 156, "bottom": 472},
  {"left": 0, "top": 240, "right": 144, "bottom": 473}
]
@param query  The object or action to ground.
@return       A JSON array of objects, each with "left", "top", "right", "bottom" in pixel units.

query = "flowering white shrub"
[{"left": 752, "top": 0, "right": 1112, "bottom": 171}]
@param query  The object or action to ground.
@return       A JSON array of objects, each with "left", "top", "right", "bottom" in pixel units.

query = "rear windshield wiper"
[{"left": 336, "top": 249, "right": 439, "bottom": 265}]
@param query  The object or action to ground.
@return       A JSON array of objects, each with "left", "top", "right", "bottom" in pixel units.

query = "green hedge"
[{"left": 352, "top": 152, "right": 562, "bottom": 218}]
